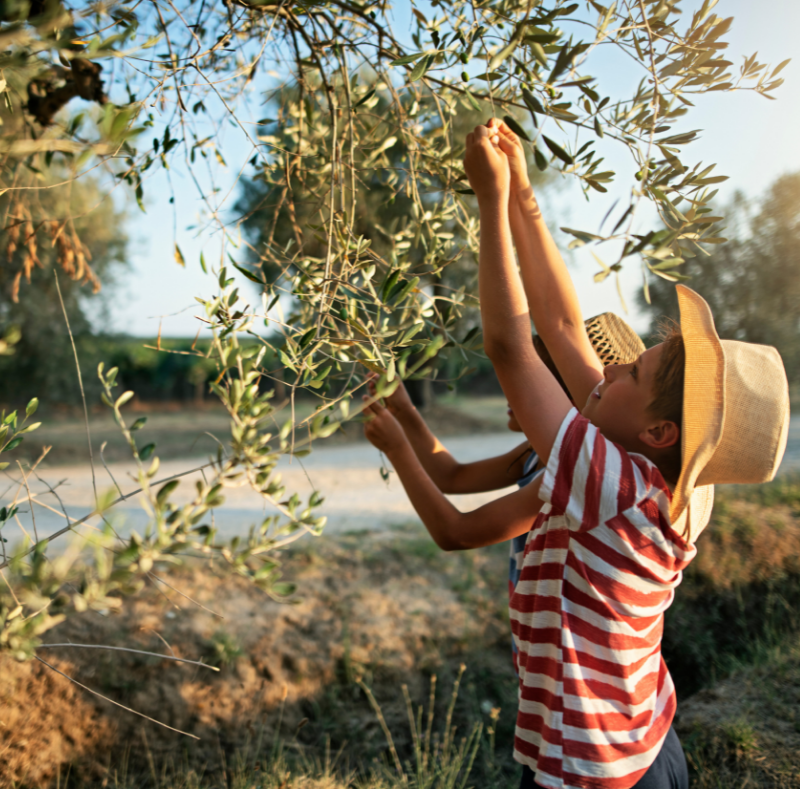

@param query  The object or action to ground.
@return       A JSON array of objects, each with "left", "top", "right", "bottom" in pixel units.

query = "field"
[{"left": 2, "top": 399, "right": 800, "bottom": 787}]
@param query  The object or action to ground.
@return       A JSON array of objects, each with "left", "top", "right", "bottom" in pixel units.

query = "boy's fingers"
[
  {"left": 362, "top": 394, "right": 384, "bottom": 413},
  {"left": 497, "top": 135, "right": 516, "bottom": 155}
]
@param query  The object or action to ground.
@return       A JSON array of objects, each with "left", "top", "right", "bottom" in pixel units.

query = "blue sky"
[{"left": 93, "top": 0, "right": 800, "bottom": 338}]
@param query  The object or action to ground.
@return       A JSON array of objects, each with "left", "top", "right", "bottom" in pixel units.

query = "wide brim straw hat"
[{"left": 670, "top": 285, "right": 791, "bottom": 543}]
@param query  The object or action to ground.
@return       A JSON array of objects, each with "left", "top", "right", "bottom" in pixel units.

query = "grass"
[
  {"left": 96, "top": 658, "right": 511, "bottom": 789},
  {"left": 20, "top": 401, "right": 324, "bottom": 466},
  {"left": 89, "top": 637, "right": 800, "bottom": 789},
  {"left": 676, "top": 632, "right": 800, "bottom": 788}
]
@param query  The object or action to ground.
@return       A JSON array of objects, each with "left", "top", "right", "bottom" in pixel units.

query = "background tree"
[
  {"left": 0, "top": 175, "right": 128, "bottom": 406},
  {"left": 640, "top": 172, "right": 800, "bottom": 383},
  {"left": 233, "top": 85, "right": 551, "bottom": 404}
]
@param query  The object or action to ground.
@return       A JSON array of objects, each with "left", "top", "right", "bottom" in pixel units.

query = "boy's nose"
[{"left": 604, "top": 363, "right": 627, "bottom": 382}]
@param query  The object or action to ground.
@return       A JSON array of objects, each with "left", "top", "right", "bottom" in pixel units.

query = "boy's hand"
[
  {"left": 486, "top": 117, "right": 531, "bottom": 196},
  {"left": 368, "top": 376, "right": 415, "bottom": 418},
  {"left": 363, "top": 397, "right": 408, "bottom": 455},
  {"left": 464, "top": 124, "right": 510, "bottom": 204}
]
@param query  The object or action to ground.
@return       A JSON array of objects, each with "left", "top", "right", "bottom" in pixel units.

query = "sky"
[{"left": 92, "top": 0, "right": 800, "bottom": 339}]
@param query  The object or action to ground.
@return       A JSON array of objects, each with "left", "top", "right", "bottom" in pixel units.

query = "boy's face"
[{"left": 581, "top": 343, "right": 666, "bottom": 450}]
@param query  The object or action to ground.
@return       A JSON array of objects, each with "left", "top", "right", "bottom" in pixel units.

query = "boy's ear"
[{"left": 639, "top": 420, "right": 680, "bottom": 450}]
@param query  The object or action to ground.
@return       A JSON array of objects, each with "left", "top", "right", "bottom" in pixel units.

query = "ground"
[
  {"left": 3, "top": 523, "right": 800, "bottom": 788},
  {"left": 0, "top": 527, "right": 521, "bottom": 788},
  {"left": 3, "top": 398, "right": 800, "bottom": 787}
]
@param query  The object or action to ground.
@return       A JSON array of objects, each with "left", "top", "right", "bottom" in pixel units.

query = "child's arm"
[
  {"left": 464, "top": 126, "right": 572, "bottom": 465},
  {"left": 363, "top": 397, "right": 543, "bottom": 550},
  {"left": 488, "top": 119, "right": 604, "bottom": 410},
  {"left": 368, "top": 378, "right": 531, "bottom": 493}
]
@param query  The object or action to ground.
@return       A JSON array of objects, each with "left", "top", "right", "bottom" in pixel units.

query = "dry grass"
[{"left": 0, "top": 527, "right": 519, "bottom": 788}]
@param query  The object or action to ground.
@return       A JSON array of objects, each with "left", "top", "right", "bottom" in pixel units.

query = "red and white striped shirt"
[{"left": 510, "top": 409, "right": 701, "bottom": 789}]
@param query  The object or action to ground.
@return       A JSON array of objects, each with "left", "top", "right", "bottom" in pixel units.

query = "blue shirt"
[{"left": 508, "top": 448, "right": 544, "bottom": 672}]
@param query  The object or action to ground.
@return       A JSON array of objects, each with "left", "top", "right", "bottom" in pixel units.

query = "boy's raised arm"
[
  {"left": 488, "top": 119, "right": 604, "bottom": 410},
  {"left": 464, "top": 126, "right": 571, "bottom": 465},
  {"left": 368, "top": 377, "right": 531, "bottom": 493},
  {"left": 362, "top": 397, "right": 545, "bottom": 550}
]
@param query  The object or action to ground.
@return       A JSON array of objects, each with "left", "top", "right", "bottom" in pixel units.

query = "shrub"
[{"left": 664, "top": 475, "right": 800, "bottom": 696}]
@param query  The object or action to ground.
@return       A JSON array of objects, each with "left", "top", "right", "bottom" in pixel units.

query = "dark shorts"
[{"left": 519, "top": 727, "right": 688, "bottom": 789}]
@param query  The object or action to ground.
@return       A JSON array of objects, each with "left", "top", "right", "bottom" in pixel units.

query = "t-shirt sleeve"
[{"left": 539, "top": 408, "right": 656, "bottom": 532}]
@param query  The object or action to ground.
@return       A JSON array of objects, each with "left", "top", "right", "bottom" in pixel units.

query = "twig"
[
  {"left": 16, "top": 461, "right": 38, "bottom": 543},
  {"left": 0, "top": 461, "right": 217, "bottom": 570},
  {"left": 139, "top": 625, "right": 177, "bottom": 658},
  {"left": 100, "top": 441, "right": 124, "bottom": 497},
  {"left": 37, "top": 642, "right": 219, "bottom": 671},
  {"left": 0, "top": 568, "right": 21, "bottom": 607},
  {"left": 54, "top": 271, "right": 98, "bottom": 504},
  {"left": 35, "top": 656, "right": 202, "bottom": 738},
  {"left": 147, "top": 572, "right": 224, "bottom": 619}
]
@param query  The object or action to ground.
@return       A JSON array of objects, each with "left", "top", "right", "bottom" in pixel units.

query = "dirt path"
[
  {"left": 6, "top": 432, "right": 521, "bottom": 548},
  {"left": 7, "top": 415, "right": 800, "bottom": 552}
]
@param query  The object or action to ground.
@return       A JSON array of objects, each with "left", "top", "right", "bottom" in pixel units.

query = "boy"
[{"left": 460, "top": 119, "right": 790, "bottom": 789}]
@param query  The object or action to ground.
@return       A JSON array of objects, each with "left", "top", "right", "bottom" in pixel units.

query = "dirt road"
[
  {"left": 4, "top": 432, "right": 520, "bottom": 548},
  {"left": 6, "top": 415, "right": 800, "bottom": 551}
]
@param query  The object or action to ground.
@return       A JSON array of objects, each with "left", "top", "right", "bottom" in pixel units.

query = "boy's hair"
[{"left": 648, "top": 321, "right": 686, "bottom": 484}]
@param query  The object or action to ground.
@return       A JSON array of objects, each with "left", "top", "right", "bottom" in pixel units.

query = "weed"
[
  {"left": 208, "top": 630, "right": 244, "bottom": 668},
  {"left": 721, "top": 719, "right": 758, "bottom": 755}
]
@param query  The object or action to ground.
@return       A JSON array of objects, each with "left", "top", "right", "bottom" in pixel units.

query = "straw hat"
[
  {"left": 534, "top": 312, "right": 644, "bottom": 367},
  {"left": 670, "top": 285, "right": 791, "bottom": 543},
  {"left": 585, "top": 312, "right": 645, "bottom": 366}
]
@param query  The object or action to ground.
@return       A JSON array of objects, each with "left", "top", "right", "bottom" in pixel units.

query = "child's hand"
[
  {"left": 367, "top": 375, "right": 415, "bottom": 418},
  {"left": 486, "top": 118, "right": 531, "bottom": 196},
  {"left": 363, "top": 397, "right": 408, "bottom": 454},
  {"left": 464, "top": 124, "right": 510, "bottom": 204}
]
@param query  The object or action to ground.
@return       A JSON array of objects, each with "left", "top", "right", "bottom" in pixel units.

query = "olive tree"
[{"left": 0, "top": 0, "right": 787, "bottom": 701}]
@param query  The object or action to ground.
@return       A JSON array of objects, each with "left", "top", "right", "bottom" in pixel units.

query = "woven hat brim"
[{"left": 669, "top": 286, "right": 725, "bottom": 531}]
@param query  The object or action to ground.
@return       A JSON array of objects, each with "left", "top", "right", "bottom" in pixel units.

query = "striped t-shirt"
[{"left": 510, "top": 408, "right": 701, "bottom": 789}]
